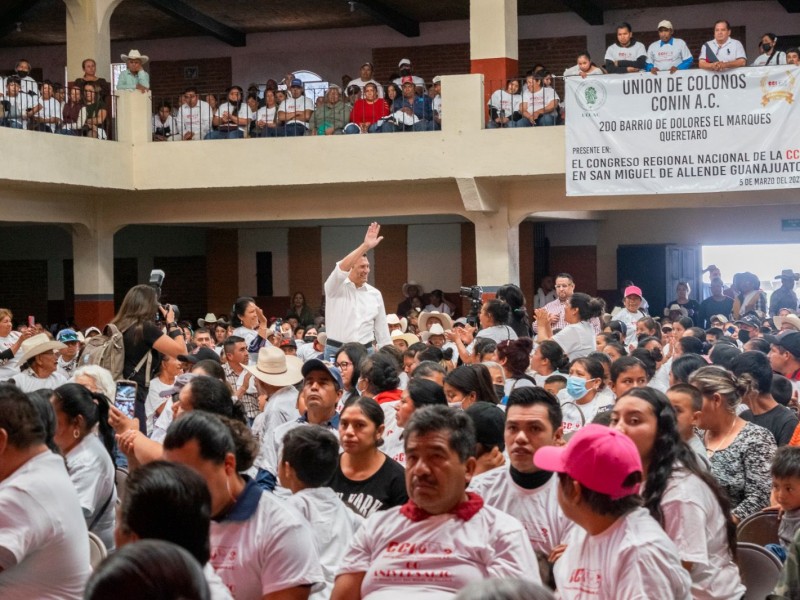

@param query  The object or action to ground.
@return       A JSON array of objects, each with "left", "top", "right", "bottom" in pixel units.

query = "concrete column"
[
  {"left": 64, "top": 0, "right": 125, "bottom": 81},
  {"left": 469, "top": 208, "right": 520, "bottom": 289},
  {"left": 442, "top": 74, "right": 484, "bottom": 133},
  {"left": 116, "top": 90, "right": 153, "bottom": 145},
  {"left": 470, "top": 0, "right": 519, "bottom": 96},
  {"left": 72, "top": 224, "right": 115, "bottom": 328}
]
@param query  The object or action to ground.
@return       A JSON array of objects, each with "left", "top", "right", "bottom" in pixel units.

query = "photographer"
[{"left": 110, "top": 284, "right": 186, "bottom": 432}]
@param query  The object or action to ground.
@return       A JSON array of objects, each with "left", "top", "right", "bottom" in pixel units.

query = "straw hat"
[
  {"left": 121, "top": 49, "right": 149, "bottom": 64},
  {"left": 774, "top": 314, "right": 800, "bottom": 332},
  {"left": 402, "top": 280, "right": 424, "bottom": 297},
  {"left": 418, "top": 310, "right": 453, "bottom": 331},
  {"left": 17, "top": 333, "right": 66, "bottom": 366},
  {"left": 391, "top": 329, "right": 420, "bottom": 347},
  {"left": 386, "top": 313, "right": 408, "bottom": 333},
  {"left": 197, "top": 313, "right": 220, "bottom": 327},
  {"left": 421, "top": 323, "right": 448, "bottom": 343},
  {"left": 244, "top": 346, "right": 303, "bottom": 387}
]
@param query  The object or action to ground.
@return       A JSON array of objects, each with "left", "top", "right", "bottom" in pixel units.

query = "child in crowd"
[
  {"left": 773, "top": 374, "right": 795, "bottom": 408},
  {"left": 667, "top": 383, "right": 709, "bottom": 466},
  {"left": 279, "top": 426, "right": 363, "bottom": 597},
  {"left": 543, "top": 374, "right": 566, "bottom": 397},
  {"left": 769, "top": 446, "right": 800, "bottom": 561}
]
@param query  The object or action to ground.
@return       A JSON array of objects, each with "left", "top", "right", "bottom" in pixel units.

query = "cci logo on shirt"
[{"left": 569, "top": 568, "right": 602, "bottom": 590}]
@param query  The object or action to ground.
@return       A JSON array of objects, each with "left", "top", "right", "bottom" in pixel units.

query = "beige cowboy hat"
[
  {"left": 197, "top": 313, "right": 220, "bottom": 328},
  {"left": 17, "top": 333, "right": 66, "bottom": 366},
  {"left": 386, "top": 313, "right": 408, "bottom": 333},
  {"left": 402, "top": 280, "right": 424, "bottom": 297},
  {"left": 421, "top": 323, "right": 448, "bottom": 343},
  {"left": 244, "top": 346, "right": 303, "bottom": 387},
  {"left": 121, "top": 49, "right": 149, "bottom": 64},
  {"left": 418, "top": 310, "right": 453, "bottom": 332},
  {"left": 391, "top": 329, "right": 420, "bottom": 347},
  {"left": 774, "top": 314, "right": 800, "bottom": 332}
]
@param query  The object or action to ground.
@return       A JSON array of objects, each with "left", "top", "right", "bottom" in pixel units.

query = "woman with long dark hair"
[
  {"left": 496, "top": 284, "right": 531, "bottom": 338},
  {"left": 611, "top": 387, "right": 744, "bottom": 599},
  {"left": 110, "top": 284, "right": 186, "bottom": 430},
  {"left": 496, "top": 338, "right": 536, "bottom": 400},
  {"left": 50, "top": 383, "right": 117, "bottom": 549},
  {"left": 530, "top": 339, "right": 569, "bottom": 385},
  {"left": 335, "top": 342, "right": 369, "bottom": 408},
  {"left": 443, "top": 363, "right": 498, "bottom": 409}
]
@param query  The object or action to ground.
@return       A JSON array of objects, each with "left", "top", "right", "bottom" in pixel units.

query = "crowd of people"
[{"left": 2, "top": 222, "right": 800, "bottom": 598}]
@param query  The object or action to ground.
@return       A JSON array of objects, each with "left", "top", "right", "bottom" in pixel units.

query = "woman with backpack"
[{"left": 108, "top": 284, "right": 187, "bottom": 432}]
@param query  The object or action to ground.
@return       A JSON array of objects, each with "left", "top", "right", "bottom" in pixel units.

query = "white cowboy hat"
[
  {"left": 17, "top": 333, "right": 66, "bottom": 366},
  {"left": 197, "top": 313, "right": 219, "bottom": 328},
  {"left": 664, "top": 304, "right": 688, "bottom": 318},
  {"left": 402, "top": 280, "right": 424, "bottom": 297},
  {"left": 386, "top": 313, "right": 408, "bottom": 333},
  {"left": 244, "top": 346, "right": 303, "bottom": 387},
  {"left": 418, "top": 310, "right": 453, "bottom": 332},
  {"left": 121, "top": 49, "right": 149, "bottom": 64},
  {"left": 421, "top": 323, "right": 448, "bottom": 343},
  {"left": 774, "top": 314, "right": 800, "bottom": 332},
  {"left": 391, "top": 330, "right": 420, "bottom": 346}
]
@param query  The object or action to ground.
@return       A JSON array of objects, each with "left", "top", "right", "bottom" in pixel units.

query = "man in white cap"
[
  {"left": 392, "top": 58, "right": 425, "bottom": 88},
  {"left": 246, "top": 346, "right": 303, "bottom": 442},
  {"left": 116, "top": 49, "right": 150, "bottom": 92},
  {"left": 323, "top": 222, "right": 391, "bottom": 361},
  {"left": 645, "top": 20, "right": 693, "bottom": 74},
  {"left": 9, "top": 333, "right": 68, "bottom": 393}
]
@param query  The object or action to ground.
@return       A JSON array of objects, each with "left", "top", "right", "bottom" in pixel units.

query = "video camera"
[
  {"left": 459, "top": 285, "right": 484, "bottom": 327},
  {"left": 149, "top": 269, "right": 180, "bottom": 322}
]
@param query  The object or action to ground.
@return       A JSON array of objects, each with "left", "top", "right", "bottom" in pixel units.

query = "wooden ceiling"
[{"left": 0, "top": 0, "right": 777, "bottom": 48}]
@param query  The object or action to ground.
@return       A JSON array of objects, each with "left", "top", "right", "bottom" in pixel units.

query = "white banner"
[{"left": 565, "top": 66, "right": 800, "bottom": 196}]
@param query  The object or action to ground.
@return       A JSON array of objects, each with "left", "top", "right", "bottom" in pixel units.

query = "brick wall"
[
  {"left": 372, "top": 44, "right": 470, "bottom": 85},
  {"left": 288, "top": 227, "right": 322, "bottom": 316},
  {"left": 0, "top": 260, "right": 48, "bottom": 326},
  {"left": 518, "top": 36, "right": 588, "bottom": 98},
  {"left": 153, "top": 256, "right": 207, "bottom": 324},
  {"left": 149, "top": 57, "right": 233, "bottom": 102},
  {"left": 374, "top": 224, "right": 408, "bottom": 314},
  {"left": 604, "top": 26, "right": 747, "bottom": 68}
]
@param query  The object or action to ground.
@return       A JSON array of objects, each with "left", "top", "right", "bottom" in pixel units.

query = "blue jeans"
[
  {"left": 324, "top": 342, "right": 375, "bottom": 363},
  {"left": 204, "top": 129, "right": 244, "bottom": 140},
  {"left": 380, "top": 119, "right": 434, "bottom": 133},
  {"left": 276, "top": 123, "right": 307, "bottom": 137},
  {"left": 344, "top": 123, "right": 380, "bottom": 134}
]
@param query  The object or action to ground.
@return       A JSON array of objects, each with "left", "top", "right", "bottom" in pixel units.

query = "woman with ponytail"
[
  {"left": 535, "top": 293, "right": 604, "bottom": 359},
  {"left": 50, "top": 382, "right": 117, "bottom": 549},
  {"left": 611, "top": 387, "right": 744, "bottom": 599},
  {"left": 496, "top": 284, "right": 531, "bottom": 338}
]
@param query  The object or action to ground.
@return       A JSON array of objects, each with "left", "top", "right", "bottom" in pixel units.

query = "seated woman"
[
  {"left": 443, "top": 363, "right": 499, "bottom": 409},
  {"left": 344, "top": 82, "right": 388, "bottom": 134},
  {"left": 531, "top": 339, "right": 569, "bottom": 386},
  {"left": 689, "top": 365, "right": 776, "bottom": 521},
  {"left": 310, "top": 86, "right": 352, "bottom": 136},
  {"left": 50, "top": 383, "right": 117, "bottom": 550},
  {"left": 535, "top": 293, "right": 603, "bottom": 359},
  {"left": 519, "top": 73, "right": 560, "bottom": 127},
  {"left": 60, "top": 84, "right": 84, "bottom": 135},
  {"left": 557, "top": 357, "right": 613, "bottom": 435},
  {"left": 486, "top": 79, "right": 523, "bottom": 128},
  {"left": 78, "top": 82, "right": 107, "bottom": 139},
  {"left": 329, "top": 396, "right": 408, "bottom": 518},
  {"left": 611, "top": 387, "right": 745, "bottom": 599},
  {"left": 563, "top": 51, "right": 606, "bottom": 78}
]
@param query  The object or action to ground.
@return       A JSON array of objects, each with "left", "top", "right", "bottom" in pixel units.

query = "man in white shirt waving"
[
  {"left": 699, "top": 20, "right": 747, "bottom": 71},
  {"left": 323, "top": 222, "right": 391, "bottom": 361}
]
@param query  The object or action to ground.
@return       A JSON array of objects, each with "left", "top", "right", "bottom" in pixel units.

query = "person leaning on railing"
[
  {"left": 344, "top": 82, "right": 388, "bottom": 134},
  {"left": 77, "top": 82, "right": 107, "bottom": 139}
]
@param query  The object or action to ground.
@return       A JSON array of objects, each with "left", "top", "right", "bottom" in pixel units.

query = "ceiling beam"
[
  {"left": 0, "top": 0, "right": 42, "bottom": 40},
  {"left": 144, "top": 0, "right": 246, "bottom": 47},
  {"left": 776, "top": 0, "right": 800, "bottom": 12},
  {"left": 561, "top": 0, "right": 603, "bottom": 26},
  {"left": 353, "top": 0, "right": 420, "bottom": 37}
]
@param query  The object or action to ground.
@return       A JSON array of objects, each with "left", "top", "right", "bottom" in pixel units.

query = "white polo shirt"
[
  {"left": 338, "top": 500, "right": 541, "bottom": 597},
  {"left": 324, "top": 261, "right": 391, "bottom": 347},
  {"left": 699, "top": 38, "right": 746, "bottom": 64},
  {"left": 210, "top": 479, "right": 324, "bottom": 599}
]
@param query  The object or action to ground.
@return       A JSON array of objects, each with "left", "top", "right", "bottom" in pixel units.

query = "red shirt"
[{"left": 350, "top": 99, "right": 389, "bottom": 125}]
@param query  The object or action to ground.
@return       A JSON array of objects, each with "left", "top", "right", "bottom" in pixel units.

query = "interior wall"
[
  {"left": 406, "top": 223, "right": 462, "bottom": 294},
  {"left": 238, "top": 227, "right": 290, "bottom": 299},
  {"left": 2, "top": 2, "right": 797, "bottom": 87}
]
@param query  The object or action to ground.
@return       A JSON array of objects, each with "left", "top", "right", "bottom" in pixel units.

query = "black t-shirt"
[
  {"left": 740, "top": 404, "right": 799, "bottom": 446},
  {"left": 329, "top": 453, "right": 408, "bottom": 518},
  {"left": 698, "top": 296, "right": 734, "bottom": 328},
  {"left": 122, "top": 321, "right": 163, "bottom": 386}
]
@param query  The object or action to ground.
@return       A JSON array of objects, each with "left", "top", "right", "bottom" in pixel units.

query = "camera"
[
  {"left": 459, "top": 285, "right": 484, "bottom": 327},
  {"left": 149, "top": 269, "right": 180, "bottom": 322}
]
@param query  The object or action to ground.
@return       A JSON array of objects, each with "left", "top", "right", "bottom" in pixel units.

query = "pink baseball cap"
[
  {"left": 624, "top": 285, "right": 643, "bottom": 298},
  {"left": 534, "top": 424, "right": 642, "bottom": 500}
]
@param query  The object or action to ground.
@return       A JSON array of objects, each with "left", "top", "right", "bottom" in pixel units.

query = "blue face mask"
[{"left": 566, "top": 375, "right": 590, "bottom": 399}]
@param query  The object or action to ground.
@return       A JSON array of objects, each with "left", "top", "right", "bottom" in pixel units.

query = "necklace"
[{"left": 705, "top": 418, "right": 737, "bottom": 458}]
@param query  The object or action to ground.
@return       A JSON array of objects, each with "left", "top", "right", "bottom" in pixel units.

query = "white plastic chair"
[{"left": 88, "top": 531, "right": 107, "bottom": 570}]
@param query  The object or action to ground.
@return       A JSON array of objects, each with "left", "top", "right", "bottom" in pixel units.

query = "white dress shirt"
[{"left": 324, "top": 262, "right": 391, "bottom": 347}]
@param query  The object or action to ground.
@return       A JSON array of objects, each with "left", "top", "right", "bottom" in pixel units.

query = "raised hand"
[{"left": 364, "top": 222, "right": 384, "bottom": 249}]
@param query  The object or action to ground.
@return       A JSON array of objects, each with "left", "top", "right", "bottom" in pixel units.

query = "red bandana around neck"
[
  {"left": 374, "top": 389, "right": 403, "bottom": 404},
  {"left": 400, "top": 492, "right": 484, "bottom": 522}
]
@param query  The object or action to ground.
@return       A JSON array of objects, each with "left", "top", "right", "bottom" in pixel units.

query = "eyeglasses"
[{"left": 334, "top": 361, "right": 351, "bottom": 369}]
